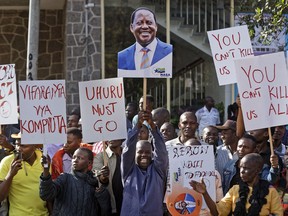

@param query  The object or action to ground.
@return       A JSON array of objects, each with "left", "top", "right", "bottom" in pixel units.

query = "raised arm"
[
  {"left": 150, "top": 125, "right": 168, "bottom": 179},
  {"left": 39, "top": 155, "right": 64, "bottom": 201},
  {"left": 121, "top": 125, "right": 140, "bottom": 183}
]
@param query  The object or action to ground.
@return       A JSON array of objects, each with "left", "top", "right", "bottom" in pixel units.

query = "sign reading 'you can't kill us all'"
[{"left": 235, "top": 52, "right": 288, "bottom": 131}]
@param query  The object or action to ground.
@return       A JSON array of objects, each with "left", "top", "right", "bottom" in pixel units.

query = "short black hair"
[
  {"left": 77, "top": 147, "right": 93, "bottom": 161},
  {"left": 127, "top": 102, "right": 138, "bottom": 110},
  {"left": 141, "top": 94, "right": 154, "bottom": 103},
  {"left": 130, "top": 7, "right": 157, "bottom": 24},
  {"left": 241, "top": 133, "right": 257, "bottom": 145},
  {"left": 67, "top": 127, "right": 83, "bottom": 139}
]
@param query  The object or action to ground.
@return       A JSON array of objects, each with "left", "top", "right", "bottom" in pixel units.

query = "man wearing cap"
[
  {"left": 0, "top": 133, "right": 49, "bottom": 216},
  {"left": 215, "top": 120, "right": 239, "bottom": 178}
]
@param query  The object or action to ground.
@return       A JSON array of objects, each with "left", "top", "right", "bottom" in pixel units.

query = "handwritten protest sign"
[
  {"left": 79, "top": 78, "right": 127, "bottom": 142},
  {"left": 19, "top": 80, "right": 67, "bottom": 144},
  {"left": 0, "top": 64, "right": 18, "bottom": 124},
  {"left": 235, "top": 52, "right": 288, "bottom": 131},
  {"left": 166, "top": 145, "right": 215, "bottom": 216},
  {"left": 208, "top": 25, "right": 254, "bottom": 85}
]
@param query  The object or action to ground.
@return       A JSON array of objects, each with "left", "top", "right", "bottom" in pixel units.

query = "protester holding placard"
[
  {"left": 190, "top": 153, "right": 283, "bottom": 216},
  {"left": 132, "top": 95, "right": 154, "bottom": 128},
  {"left": 93, "top": 139, "right": 124, "bottom": 216},
  {"left": 0, "top": 133, "right": 49, "bottom": 216},
  {"left": 121, "top": 110, "right": 168, "bottom": 216}
]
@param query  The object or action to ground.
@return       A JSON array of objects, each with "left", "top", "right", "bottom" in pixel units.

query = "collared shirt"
[
  {"left": 93, "top": 146, "right": 122, "bottom": 214},
  {"left": 135, "top": 38, "right": 157, "bottom": 70},
  {"left": 215, "top": 144, "right": 238, "bottom": 180},
  {"left": 195, "top": 106, "right": 220, "bottom": 137},
  {"left": 62, "top": 153, "right": 72, "bottom": 173}
]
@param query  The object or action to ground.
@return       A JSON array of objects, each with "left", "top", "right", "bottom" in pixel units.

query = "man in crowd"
[
  {"left": 196, "top": 96, "right": 220, "bottom": 137},
  {"left": 40, "top": 147, "right": 111, "bottom": 215},
  {"left": 160, "top": 122, "right": 177, "bottom": 142},
  {"left": 215, "top": 120, "right": 239, "bottom": 178},
  {"left": 0, "top": 133, "right": 49, "bottom": 215},
  {"left": 166, "top": 111, "right": 198, "bottom": 146},
  {"left": 93, "top": 139, "right": 124, "bottom": 216},
  {"left": 121, "top": 110, "right": 168, "bottom": 216},
  {"left": 152, "top": 107, "right": 170, "bottom": 129},
  {"left": 51, "top": 127, "right": 89, "bottom": 179},
  {"left": 272, "top": 125, "right": 286, "bottom": 162},
  {"left": 132, "top": 95, "right": 154, "bottom": 127}
]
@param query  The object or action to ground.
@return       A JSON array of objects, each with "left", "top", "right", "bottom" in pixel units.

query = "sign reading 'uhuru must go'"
[{"left": 79, "top": 78, "right": 127, "bottom": 143}]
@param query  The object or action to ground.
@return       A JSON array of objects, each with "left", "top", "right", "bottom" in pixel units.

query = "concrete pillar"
[{"left": 26, "top": 0, "right": 40, "bottom": 80}]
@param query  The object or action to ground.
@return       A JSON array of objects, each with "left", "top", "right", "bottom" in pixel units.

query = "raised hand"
[{"left": 189, "top": 178, "right": 207, "bottom": 194}]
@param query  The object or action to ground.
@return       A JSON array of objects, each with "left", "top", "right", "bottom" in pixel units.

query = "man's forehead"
[{"left": 180, "top": 114, "right": 196, "bottom": 122}]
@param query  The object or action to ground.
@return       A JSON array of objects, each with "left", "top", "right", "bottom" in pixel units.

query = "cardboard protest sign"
[
  {"left": 235, "top": 52, "right": 288, "bottom": 131},
  {"left": 208, "top": 25, "right": 254, "bottom": 85},
  {"left": 117, "top": 51, "right": 173, "bottom": 78},
  {"left": 166, "top": 145, "right": 215, "bottom": 216},
  {"left": 0, "top": 64, "right": 18, "bottom": 124},
  {"left": 19, "top": 80, "right": 67, "bottom": 144},
  {"left": 79, "top": 78, "right": 127, "bottom": 142}
]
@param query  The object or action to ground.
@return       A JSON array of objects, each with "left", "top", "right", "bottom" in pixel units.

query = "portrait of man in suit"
[{"left": 117, "top": 7, "right": 173, "bottom": 78}]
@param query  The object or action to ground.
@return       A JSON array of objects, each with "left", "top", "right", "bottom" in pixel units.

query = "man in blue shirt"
[{"left": 121, "top": 110, "right": 168, "bottom": 216}]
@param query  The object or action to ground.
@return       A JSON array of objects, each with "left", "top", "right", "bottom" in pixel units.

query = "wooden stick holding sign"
[
  {"left": 268, "top": 127, "right": 274, "bottom": 156},
  {"left": 102, "top": 141, "right": 108, "bottom": 166},
  {"left": 143, "top": 78, "right": 147, "bottom": 111}
]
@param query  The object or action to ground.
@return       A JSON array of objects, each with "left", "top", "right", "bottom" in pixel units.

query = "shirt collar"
[{"left": 135, "top": 38, "right": 157, "bottom": 53}]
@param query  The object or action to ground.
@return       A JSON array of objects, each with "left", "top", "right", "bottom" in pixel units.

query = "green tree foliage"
[{"left": 235, "top": 0, "right": 288, "bottom": 45}]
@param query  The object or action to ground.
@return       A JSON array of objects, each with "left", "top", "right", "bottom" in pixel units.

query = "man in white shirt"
[{"left": 195, "top": 96, "right": 220, "bottom": 137}]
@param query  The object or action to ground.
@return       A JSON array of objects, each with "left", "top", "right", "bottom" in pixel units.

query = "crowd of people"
[
  {"left": 0, "top": 93, "right": 287, "bottom": 216},
  {"left": 0, "top": 6, "right": 287, "bottom": 216}
]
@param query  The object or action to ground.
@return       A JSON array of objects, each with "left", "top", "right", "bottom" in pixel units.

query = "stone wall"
[
  {"left": 0, "top": 9, "right": 65, "bottom": 81},
  {"left": 65, "top": 0, "right": 101, "bottom": 114},
  {"left": 0, "top": 1, "right": 102, "bottom": 113}
]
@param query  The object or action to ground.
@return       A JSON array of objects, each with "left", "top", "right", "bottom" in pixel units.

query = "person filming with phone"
[{"left": 0, "top": 133, "right": 49, "bottom": 216}]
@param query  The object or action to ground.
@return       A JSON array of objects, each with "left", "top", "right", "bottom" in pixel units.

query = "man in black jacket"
[{"left": 40, "top": 147, "right": 111, "bottom": 216}]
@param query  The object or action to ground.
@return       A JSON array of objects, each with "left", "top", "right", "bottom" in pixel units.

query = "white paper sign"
[
  {"left": 208, "top": 25, "right": 254, "bottom": 85},
  {"left": 19, "top": 80, "right": 67, "bottom": 144},
  {"left": 79, "top": 78, "right": 127, "bottom": 142},
  {"left": 0, "top": 64, "right": 18, "bottom": 124},
  {"left": 235, "top": 52, "right": 288, "bottom": 131},
  {"left": 168, "top": 145, "right": 216, "bottom": 209}
]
